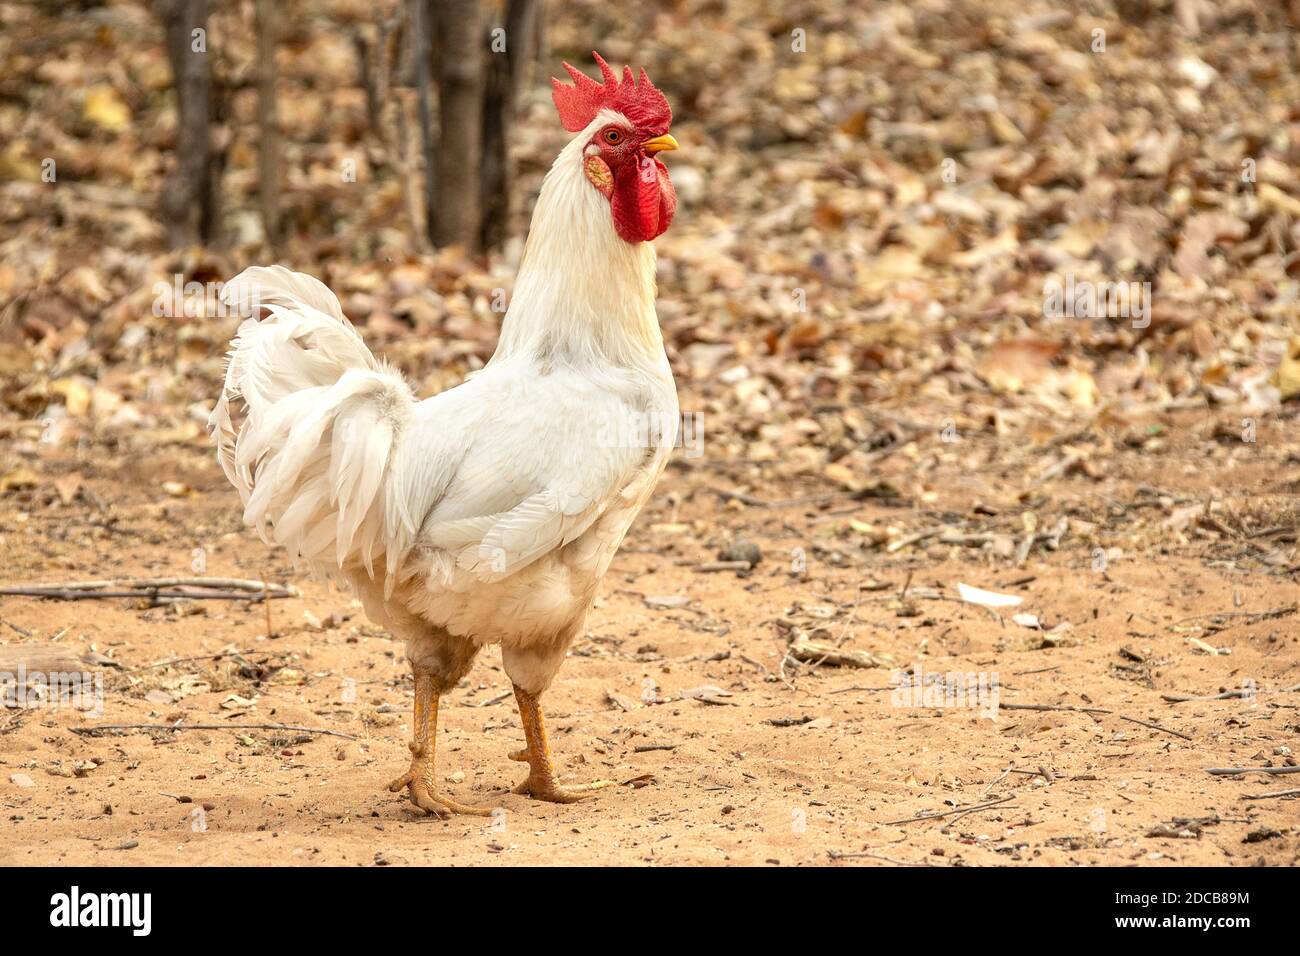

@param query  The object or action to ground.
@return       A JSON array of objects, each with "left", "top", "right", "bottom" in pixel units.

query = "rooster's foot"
[
  {"left": 512, "top": 774, "right": 616, "bottom": 804},
  {"left": 510, "top": 683, "right": 617, "bottom": 804},
  {"left": 387, "top": 764, "right": 492, "bottom": 818}
]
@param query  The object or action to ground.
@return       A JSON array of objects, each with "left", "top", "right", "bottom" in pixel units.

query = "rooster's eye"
[{"left": 604, "top": 129, "right": 623, "bottom": 145}]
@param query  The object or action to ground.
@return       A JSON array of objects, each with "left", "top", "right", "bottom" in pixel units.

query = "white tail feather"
[{"left": 209, "top": 267, "right": 416, "bottom": 586}]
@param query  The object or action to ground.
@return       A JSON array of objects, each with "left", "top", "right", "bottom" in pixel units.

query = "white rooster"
[{"left": 208, "top": 53, "right": 681, "bottom": 815}]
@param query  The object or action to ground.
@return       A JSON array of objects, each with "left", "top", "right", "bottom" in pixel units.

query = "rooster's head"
[{"left": 551, "top": 52, "right": 678, "bottom": 244}]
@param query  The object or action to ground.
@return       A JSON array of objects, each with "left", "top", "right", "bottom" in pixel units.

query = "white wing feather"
[{"left": 410, "top": 363, "right": 656, "bottom": 584}]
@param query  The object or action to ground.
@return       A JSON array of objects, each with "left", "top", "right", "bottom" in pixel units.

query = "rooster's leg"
[
  {"left": 511, "top": 684, "right": 616, "bottom": 803},
  {"left": 387, "top": 669, "right": 491, "bottom": 817}
]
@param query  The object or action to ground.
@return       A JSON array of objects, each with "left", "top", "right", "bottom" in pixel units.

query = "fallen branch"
[
  {"left": 0, "top": 577, "right": 297, "bottom": 604},
  {"left": 0, "top": 587, "right": 293, "bottom": 603},
  {"left": 71, "top": 722, "right": 355, "bottom": 740},
  {"left": 2, "top": 577, "right": 297, "bottom": 593},
  {"left": 1239, "top": 789, "right": 1300, "bottom": 800}
]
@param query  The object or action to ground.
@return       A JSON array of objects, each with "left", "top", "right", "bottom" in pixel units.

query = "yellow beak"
[{"left": 642, "top": 133, "right": 679, "bottom": 155}]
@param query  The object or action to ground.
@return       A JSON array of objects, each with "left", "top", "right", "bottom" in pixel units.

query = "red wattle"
[{"left": 611, "top": 156, "right": 676, "bottom": 243}]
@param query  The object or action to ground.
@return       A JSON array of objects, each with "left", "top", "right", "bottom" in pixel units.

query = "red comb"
[{"left": 551, "top": 52, "right": 672, "bottom": 135}]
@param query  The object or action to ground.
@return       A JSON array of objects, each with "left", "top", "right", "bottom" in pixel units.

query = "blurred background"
[{"left": 3, "top": 0, "right": 1300, "bottom": 540}]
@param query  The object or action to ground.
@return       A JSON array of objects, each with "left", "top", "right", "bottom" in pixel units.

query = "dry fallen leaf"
[
  {"left": 1272, "top": 337, "right": 1300, "bottom": 401},
  {"left": 83, "top": 84, "right": 131, "bottom": 132},
  {"left": 1, "top": 468, "right": 39, "bottom": 493}
]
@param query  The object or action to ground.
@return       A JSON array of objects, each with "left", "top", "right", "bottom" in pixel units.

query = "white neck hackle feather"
[{"left": 491, "top": 110, "right": 663, "bottom": 370}]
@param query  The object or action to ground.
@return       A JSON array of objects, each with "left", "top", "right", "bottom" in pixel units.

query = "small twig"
[
  {"left": 999, "top": 702, "right": 1111, "bottom": 714},
  {"left": 0, "top": 710, "right": 25, "bottom": 735},
  {"left": 0, "top": 616, "right": 33, "bottom": 637},
  {"left": 979, "top": 767, "right": 1012, "bottom": 800},
  {"left": 1162, "top": 689, "right": 1247, "bottom": 703},
  {"left": 827, "top": 849, "right": 933, "bottom": 866},
  {"left": 120, "top": 648, "right": 252, "bottom": 675},
  {"left": 777, "top": 648, "right": 797, "bottom": 691},
  {"left": 1119, "top": 715, "right": 1192, "bottom": 741},
  {"left": 632, "top": 743, "right": 678, "bottom": 753},
  {"left": 1172, "top": 604, "right": 1297, "bottom": 628},
  {"left": 261, "top": 569, "right": 274, "bottom": 638},
  {"left": 1164, "top": 683, "right": 1300, "bottom": 703},
  {"left": 711, "top": 487, "right": 855, "bottom": 509},
  {"left": 886, "top": 527, "right": 941, "bottom": 553},
  {"left": 1013, "top": 531, "right": 1035, "bottom": 567},
  {"left": 882, "top": 794, "right": 1014, "bottom": 826},
  {"left": 1239, "top": 789, "right": 1300, "bottom": 800},
  {"left": 71, "top": 722, "right": 355, "bottom": 740},
  {"left": 941, "top": 801, "right": 1020, "bottom": 833},
  {"left": 693, "top": 561, "right": 754, "bottom": 573},
  {"left": 829, "top": 685, "right": 893, "bottom": 694}
]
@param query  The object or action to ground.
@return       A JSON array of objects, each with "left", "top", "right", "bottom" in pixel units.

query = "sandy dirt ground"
[{"left": 1, "top": 406, "right": 1298, "bottom": 868}]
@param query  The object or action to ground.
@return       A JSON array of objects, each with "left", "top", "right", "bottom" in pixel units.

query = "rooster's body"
[{"left": 209, "top": 54, "right": 681, "bottom": 813}]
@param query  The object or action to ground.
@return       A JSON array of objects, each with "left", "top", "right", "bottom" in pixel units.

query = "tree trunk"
[
  {"left": 479, "top": 0, "right": 541, "bottom": 250},
  {"left": 410, "top": 0, "right": 436, "bottom": 248},
  {"left": 156, "top": 0, "right": 215, "bottom": 247},
  {"left": 429, "top": 0, "right": 484, "bottom": 249},
  {"left": 254, "top": 0, "right": 280, "bottom": 248}
]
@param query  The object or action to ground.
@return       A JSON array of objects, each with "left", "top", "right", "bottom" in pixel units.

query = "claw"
[{"left": 513, "top": 775, "right": 616, "bottom": 804}]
